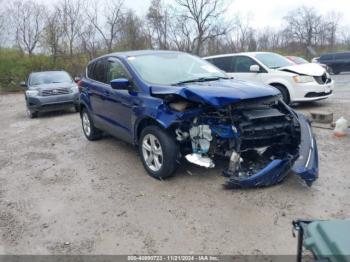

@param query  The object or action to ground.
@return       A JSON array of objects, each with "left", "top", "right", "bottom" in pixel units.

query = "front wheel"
[
  {"left": 271, "top": 84, "right": 290, "bottom": 104},
  {"left": 139, "top": 126, "right": 180, "bottom": 179},
  {"left": 26, "top": 108, "right": 38, "bottom": 118},
  {"left": 331, "top": 67, "right": 340, "bottom": 75}
]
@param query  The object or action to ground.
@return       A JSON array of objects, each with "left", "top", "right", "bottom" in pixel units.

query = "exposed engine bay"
[{"left": 167, "top": 95, "right": 303, "bottom": 188}]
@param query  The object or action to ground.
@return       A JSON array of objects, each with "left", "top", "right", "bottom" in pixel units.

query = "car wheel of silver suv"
[{"left": 26, "top": 109, "right": 38, "bottom": 118}]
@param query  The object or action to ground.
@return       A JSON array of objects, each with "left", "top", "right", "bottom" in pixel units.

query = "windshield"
[
  {"left": 255, "top": 53, "right": 294, "bottom": 69},
  {"left": 289, "top": 56, "right": 309, "bottom": 64},
  {"left": 29, "top": 71, "right": 72, "bottom": 86},
  {"left": 127, "top": 53, "right": 227, "bottom": 85}
]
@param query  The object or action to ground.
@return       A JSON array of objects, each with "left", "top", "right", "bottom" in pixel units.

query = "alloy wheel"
[
  {"left": 82, "top": 112, "right": 91, "bottom": 136},
  {"left": 142, "top": 134, "right": 163, "bottom": 172}
]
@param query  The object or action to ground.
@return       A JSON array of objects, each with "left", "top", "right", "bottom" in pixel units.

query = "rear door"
[
  {"left": 342, "top": 52, "right": 350, "bottom": 71},
  {"left": 86, "top": 58, "right": 109, "bottom": 122}
]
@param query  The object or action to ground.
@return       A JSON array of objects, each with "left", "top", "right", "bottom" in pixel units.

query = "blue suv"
[{"left": 79, "top": 50, "right": 318, "bottom": 189}]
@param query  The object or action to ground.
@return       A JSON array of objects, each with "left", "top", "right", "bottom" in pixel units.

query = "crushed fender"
[{"left": 161, "top": 92, "right": 318, "bottom": 189}]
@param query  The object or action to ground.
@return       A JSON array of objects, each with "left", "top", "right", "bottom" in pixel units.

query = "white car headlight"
[
  {"left": 70, "top": 85, "right": 79, "bottom": 93},
  {"left": 293, "top": 75, "right": 314, "bottom": 83},
  {"left": 26, "top": 90, "right": 39, "bottom": 97}
]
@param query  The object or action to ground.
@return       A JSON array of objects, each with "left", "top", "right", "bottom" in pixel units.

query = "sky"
[{"left": 37, "top": 0, "right": 350, "bottom": 29}]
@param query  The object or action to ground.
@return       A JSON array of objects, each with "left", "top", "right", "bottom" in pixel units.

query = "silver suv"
[{"left": 22, "top": 71, "right": 80, "bottom": 118}]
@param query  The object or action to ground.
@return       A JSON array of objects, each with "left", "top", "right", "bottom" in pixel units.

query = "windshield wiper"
[{"left": 171, "top": 76, "right": 230, "bottom": 86}]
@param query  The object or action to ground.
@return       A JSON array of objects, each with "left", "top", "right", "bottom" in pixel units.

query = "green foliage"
[{"left": 0, "top": 48, "right": 89, "bottom": 93}]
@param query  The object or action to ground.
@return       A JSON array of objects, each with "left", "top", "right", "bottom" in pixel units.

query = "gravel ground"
[{"left": 0, "top": 74, "right": 349, "bottom": 255}]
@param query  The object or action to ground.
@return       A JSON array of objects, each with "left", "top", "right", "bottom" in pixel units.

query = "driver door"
[
  {"left": 230, "top": 56, "right": 264, "bottom": 84},
  {"left": 101, "top": 57, "right": 138, "bottom": 143}
]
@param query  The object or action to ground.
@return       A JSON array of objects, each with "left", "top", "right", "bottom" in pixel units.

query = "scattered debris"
[
  {"left": 310, "top": 110, "right": 333, "bottom": 123},
  {"left": 334, "top": 117, "right": 348, "bottom": 137},
  {"left": 117, "top": 211, "right": 126, "bottom": 217}
]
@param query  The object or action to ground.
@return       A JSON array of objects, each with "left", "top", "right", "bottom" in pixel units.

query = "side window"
[
  {"left": 87, "top": 63, "right": 95, "bottom": 78},
  {"left": 334, "top": 53, "right": 344, "bottom": 60},
  {"left": 321, "top": 54, "right": 333, "bottom": 61},
  {"left": 91, "top": 59, "right": 107, "bottom": 83},
  {"left": 233, "top": 56, "right": 258, "bottom": 73},
  {"left": 106, "top": 59, "right": 129, "bottom": 83},
  {"left": 210, "top": 57, "right": 234, "bottom": 72},
  {"left": 343, "top": 53, "right": 350, "bottom": 59}
]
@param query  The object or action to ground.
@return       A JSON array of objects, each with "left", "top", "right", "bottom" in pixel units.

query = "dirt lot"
[{"left": 0, "top": 75, "right": 349, "bottom": 255}]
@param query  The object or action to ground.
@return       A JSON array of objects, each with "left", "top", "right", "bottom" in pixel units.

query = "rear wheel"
[
  {"left": 81, "top": 108, "right": 102, "bottom": 140},
  {"left": 139, "top": 126, "right": 179, "bottom": 179},
  {"left": 271, "top": 84, "right": 290, "bottom": 104}
]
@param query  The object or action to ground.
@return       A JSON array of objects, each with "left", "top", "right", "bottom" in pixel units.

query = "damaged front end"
[{"left": 162, "top": 93, "right": 318, "bottom": 189}]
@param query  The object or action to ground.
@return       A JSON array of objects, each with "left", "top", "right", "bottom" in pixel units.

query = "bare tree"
[
  {"left": 146, "top": 0, "right": 169, "bottom": 49},
  {"left": 79, "top": 23, "right": 100, "bottom": 60},
  {"left": 284, "top": 6, "right": 322, "bottom": 57},
  {"left": 323, "top": 11, "right": 342, "bottom": 49},
  {"left": 0, "top": 4, "right": 5, "bottom": 48},
  {"left": 118, "top": 10, "right": 151, "bottom": 50},
  {"left": 7, "top": 0, "right": 46, "bottom": 55},
  {"left": 57, "top": 0, "right": 83, "bottom": 56},
  {"left": 42, "top": 9, "right": 64, "bottom": 62},
  {"left": 86, "top": 0, "right": 124, "bottom": 52},
  {"left": 172, "top": 0, "right": 230, "bottom": 55}
]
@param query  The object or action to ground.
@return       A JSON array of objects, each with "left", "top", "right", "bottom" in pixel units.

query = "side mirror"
[
  {"left": 250, "top": 65, "right": 260, "bottom": 73},
  {"left": 111, "top": 78, "right": 130, "bottom": 90},
  {"left": 74, "top": 76, "right": 81, "bottom": 83},
  {"left": 20, "top": 81, "right": 27, "bottom": 88}
]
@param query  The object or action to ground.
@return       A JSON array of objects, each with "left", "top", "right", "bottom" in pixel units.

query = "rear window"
[
  {"left": 208, "top": 56, "right": 234, "bottom": 72},
  {"left": 334, "top": 52, "right": 350, "bottom": 59},
  {"left": 89, "top": 59, "right": 107, "bottom": 83},
  {"left": 334, "top": 53, "right": 344, "bottom": 60}
]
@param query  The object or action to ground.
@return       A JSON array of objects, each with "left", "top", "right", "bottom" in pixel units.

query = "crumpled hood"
[
  {"left": 279, "top": 63, "right": 326, "bottom": 76},
  {"left": 151, "top": 79, "right": 279, "bottom": 107}
]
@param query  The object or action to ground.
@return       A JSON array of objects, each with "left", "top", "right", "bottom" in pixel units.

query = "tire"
[
  {"left": 81, "top": 108, "right": 102, "bottom": 141},
  {"left": 27, "top": 108, "right": 38, "bottom": 118},
  {"left": 271, "top": 84, "right": 290, "bottom": 104},
  {"left": 139, "top": 125, "right": 180, "bottom": 179}
]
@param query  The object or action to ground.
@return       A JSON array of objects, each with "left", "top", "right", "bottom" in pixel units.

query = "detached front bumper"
[
  {"left": 26, "top": 93, "right": 79, "bottom": 112},
  {"left": 291, "top": 113, "right": 319, "bottom": 186},
  {"left": 224, "top": 113, "right": 318, "bottom": 189}
]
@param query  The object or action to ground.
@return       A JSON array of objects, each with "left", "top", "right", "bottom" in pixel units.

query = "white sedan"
[{"left": 204, "top": 52, "right": 333, "bottom": 104}]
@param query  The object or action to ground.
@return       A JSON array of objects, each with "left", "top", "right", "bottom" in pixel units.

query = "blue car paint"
[
  {"left": 80, "top": 50, "right": 319, "bottom": 188},
  {"left": 291, "top": 114, "right": 319, "bottom": 186},
  {"left": 150, "top": 80, "right": 279, "bottom": 107},
  {"left": 224, "top": 115, "right": 318, "bottom": 188},
  {"left": 225, "top": 158, "right": 294, "bottom": 189}
]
